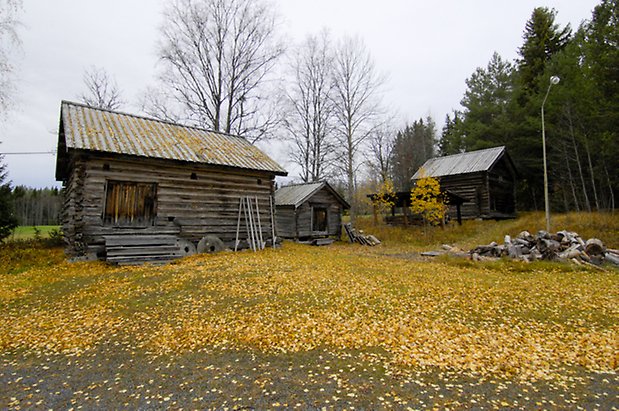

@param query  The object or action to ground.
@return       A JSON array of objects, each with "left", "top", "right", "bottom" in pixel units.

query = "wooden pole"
[
  {"left": 234, "top": 197, "right": 243, "bottom": 251},
  {"left": 255, "top": 196, "right": 264, "bottom": 250},
  {"left": 243, "top": 197, "right": 253, "bottom": 251},
  {"left": 247, "top": 197, "right": 257, "bottom": 252},
  {"left": 269, "top": 196, "right": 276, "bottom": 248}
]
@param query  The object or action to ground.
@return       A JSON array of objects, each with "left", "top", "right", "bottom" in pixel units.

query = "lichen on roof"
[{"left": 59, "top": 101, "right": 287, "bottom": 175}]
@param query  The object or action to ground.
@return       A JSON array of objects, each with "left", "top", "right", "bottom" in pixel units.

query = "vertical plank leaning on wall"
[{"left": 63, "top": 153, "right": 276, "bottom": 257}]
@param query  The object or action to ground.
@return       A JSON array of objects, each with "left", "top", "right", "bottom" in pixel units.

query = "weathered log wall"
[
  {"left": 440, "top": 173, "right": 488, "bottom": 219},
  {"left": 61, "top": 152, "right": 276, "bottom": 257},
  {"left": 61, "top": 160, "right": 85, "bottom": 256},
  {"left": 440, "top": 156, "right": 516, "bottom": 220},
  {"left": 274, "top": 207, "right": 297, "bottom": 238},
  {"left": 275, "top": 186, "right": 343, "bottom": 239}
]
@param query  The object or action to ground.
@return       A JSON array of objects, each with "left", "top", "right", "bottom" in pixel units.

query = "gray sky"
[{"left": 1, "top": 0, "right": 599, "bottom": 188}]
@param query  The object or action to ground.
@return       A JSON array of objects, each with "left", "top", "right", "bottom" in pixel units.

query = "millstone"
[{"left": 198, "top": 235, "right": 227, "bottom": 253}]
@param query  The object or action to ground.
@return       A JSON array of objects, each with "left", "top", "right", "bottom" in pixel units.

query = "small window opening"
[
  {"left": 168, "top": 216, "right": 175, "bottom": 222},
  {"left": 103, "top": 163, "right": 110, "bottom": 171},
  {"left": 190, "top": 172, "right": 198, "bottom": 180},
  {"left": 257, "top": 178, "right": 262, "bottom": 185},
  {"left": 104, "top": 181, "right": 157, "bottom": 227}
]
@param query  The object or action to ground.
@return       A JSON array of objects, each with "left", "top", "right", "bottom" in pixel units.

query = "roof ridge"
[
  {"left": 61, "top": 100, "right": 247, "bottom": 141},
  {"left": 413, "top": 146, "right": 508, "bottom": 179},
  {"left": 433, "top": 146, "right": 505, "bottom": 160},
  {"left": 279, "top": 181, "right": 325, "bottom": 188}
]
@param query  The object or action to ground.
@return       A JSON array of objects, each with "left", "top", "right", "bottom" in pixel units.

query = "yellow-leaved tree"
[
  {"left": 371, "top": 179, "right": 396, "bottom": 224},
  {"left": 410, "top": 171, "right": 446, "bottom": 232}
]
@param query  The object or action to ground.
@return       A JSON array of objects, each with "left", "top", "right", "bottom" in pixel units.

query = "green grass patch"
[{"left": 9, "top": 225, "right": 61, "bottom": 241}]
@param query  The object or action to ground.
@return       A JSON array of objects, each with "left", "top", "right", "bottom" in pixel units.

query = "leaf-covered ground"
[{"left": 1, "top": 215, "right": 618, "bottom": 409}]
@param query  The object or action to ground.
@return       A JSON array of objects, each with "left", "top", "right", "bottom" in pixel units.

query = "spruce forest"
[{"left": 439, "top": 4, "right": 618, "bottom": 212}]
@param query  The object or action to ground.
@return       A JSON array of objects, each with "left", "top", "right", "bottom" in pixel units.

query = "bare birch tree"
[
  {"left": 0, "top": 0, "right": 21, "bottom": 118},
  {"left": 151, "top": 0, "right": 284, "bottom": 143},
  {"left": 331, "top": 36, "right": 383, "bottom": 222},
  {"left": 0, "top": 0, "right": 21, "bottom": 240},
  {"left": 365, "top": 121, "right": 395, "bottom": 184},
  {"left": 284, "top": 31, "right": 336, "bottom": 182},
  {"left": 78, "top": 66, "right": 124, "bottom": 111}
]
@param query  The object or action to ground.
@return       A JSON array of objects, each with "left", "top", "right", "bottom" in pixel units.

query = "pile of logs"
[
  {"left": 343, "top": 223, "right": 381, "bottom": 246},
  {"left": 469, "top": 230, "right": 619, "bottom": 268}
]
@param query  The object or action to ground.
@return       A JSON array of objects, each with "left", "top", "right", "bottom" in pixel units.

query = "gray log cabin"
[
  {"left": 55, "top": 101, "right": 287, "bottom": 264},
  {"left": 412, "top": 146, "right": 517, "bottom": 219},
  {"left": 274, "top": 182, "right": 350, "bottom": 240}
]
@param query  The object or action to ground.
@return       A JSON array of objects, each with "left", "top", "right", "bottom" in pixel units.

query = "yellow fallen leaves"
[{"left": 1, "top": 242, "right": 617, "bottom": 383}]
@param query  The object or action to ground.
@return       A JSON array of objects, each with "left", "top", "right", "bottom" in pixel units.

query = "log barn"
[
  {"left": 412, "top": 146, "right": 517, "bottom": 219},
  {"left": 55, "top": 101, "right": 287, "bottom": 264},
  {"left": 274, "top": 181, "right": 349, "bottom": 240}
]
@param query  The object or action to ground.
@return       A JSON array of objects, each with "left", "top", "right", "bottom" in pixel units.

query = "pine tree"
[
  {"left": 518, "top": 7, "right": 571, "bottom": 95},
  {"left": 584, "top": 0, "right": 619, "bottom": 210},
  {"left": 459, "top": 52, "right": 515, "bottom": 150},
  {"left": 390, "top": 117, "right": 436, "bottom": 191},
  {"left": 511, "top": 7, "right": 572, "bottom": 210},
  {"left": 0, "top": 153, "right": 18, "bottom": 241},
  {"left": 438, "top": 111, "right": 465, "bottom": 156}
]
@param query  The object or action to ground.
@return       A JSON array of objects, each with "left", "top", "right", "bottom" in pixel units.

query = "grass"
[
  {"left": 356, "top": 210, "right": 619, "bottom": 251},
  {"left": 9, "top": 225, "right": 61, "bottom": 241},
  {"left": 0, "top": 213, "right": 618, "bottom": 409}
]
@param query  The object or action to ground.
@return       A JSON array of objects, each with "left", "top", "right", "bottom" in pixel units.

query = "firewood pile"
[
  {"left": 343, "top": 223, "right": 381, "bottom": 246},
  {"left": 469, "top": 230, "right": 619, "bottom": 268}
]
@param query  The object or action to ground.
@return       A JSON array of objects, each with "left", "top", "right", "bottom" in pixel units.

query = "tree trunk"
[
  {"left": 347, "top": 127, "right": 355, "bottom": 224},
  {"left": 562, "top": 139, "right": 580, "bottom": 211},
  {"left": 567, "top": 113, "right": 590, "bottom": 212},
  {"left": 604, "top": 163, "right": 615, "bottom": 213},
  {"left": 583, "top": 135, "right": 600, "bottom": 211}
]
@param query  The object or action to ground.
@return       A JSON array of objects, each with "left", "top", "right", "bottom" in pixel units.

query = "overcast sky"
[{"left": 1, "top": 0, "right": 600, "bottom": 188}]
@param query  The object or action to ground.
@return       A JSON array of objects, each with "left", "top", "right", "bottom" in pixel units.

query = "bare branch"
[
  {"left": 138, "top": 86, "right": 183, "bottom": 124},
  {"left": 284, "top": 30, "right": 337, "bottom": 182},
  {"left": 151, "top": 0, "right": 284, "bottom": 143},
  {"left": 330, "top": 36, "right": 384, "bottom": 221},
  {"left": 0, "top": 0, "right": 22, "bottom": 117},
  {"left": 365, "top": 120, "right": 395, "bottom": 183},
  {"left": 78, "top": 66, "right": 125, "bottom": 111}
]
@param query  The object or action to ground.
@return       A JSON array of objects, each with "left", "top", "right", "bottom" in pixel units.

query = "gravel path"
[{"left": 2, "top": 345, "right": 617, "bottom": 410}]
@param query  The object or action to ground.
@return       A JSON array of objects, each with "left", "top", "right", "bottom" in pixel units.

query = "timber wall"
[
  {"left": 275, "top": 187, "right": 343, "bottom": 239},
  {"left": 274, "top": 207, "right": 297, "bottom": 238},
  {"left": 440, "top": 157, "right": 516, "bottom": 219},
  {"left": 61, "top": 153, "right": 276, "bottom": 257},
  {"left": 440, "top": 172, "right": 488, "bottom": 219}
]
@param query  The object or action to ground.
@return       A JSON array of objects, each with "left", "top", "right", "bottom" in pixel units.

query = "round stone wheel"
[
  {"left": 177, "top": 239, "right": 197, "bottom": 257},
  {"left": 197, "top": 235, "right": 227, "bottom": 253}
]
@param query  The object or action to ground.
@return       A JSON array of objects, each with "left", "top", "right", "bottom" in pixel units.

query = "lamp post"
[{"left": 541, "top": 75, "right": 560, "bottom": 233}]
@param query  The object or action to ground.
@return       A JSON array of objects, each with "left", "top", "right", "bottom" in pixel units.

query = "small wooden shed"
[
  {"left": 55, "top": 101, "right": 287, "bottom": 263},
  {"left": 412, "top": 146, "right": 517, "bottom": 219},
  {"left": 274, "top": 181, "right": 350, "bottom": 240}
]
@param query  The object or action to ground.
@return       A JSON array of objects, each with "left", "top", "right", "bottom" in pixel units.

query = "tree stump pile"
[{"left": 469, "top": 230, "right": 619, "bottom": 268}]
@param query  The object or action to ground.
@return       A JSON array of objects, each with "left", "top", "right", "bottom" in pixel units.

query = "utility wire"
[{"left": 0, "top": 151, "right": 55, "bottom": 155}]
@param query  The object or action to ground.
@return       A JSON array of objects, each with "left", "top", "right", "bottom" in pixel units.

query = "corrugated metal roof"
[
  {"left": 274, "top": 182, "right": 350, "bottom": 209},
  {"left": 412, "top": 146, "right": 506, "bottom": 178},
  {"left": 275, "top": 182, "right": 325, "bottom": 207},
  {"left": 58, "top": 101, "right": 287, "bottom": 175}
]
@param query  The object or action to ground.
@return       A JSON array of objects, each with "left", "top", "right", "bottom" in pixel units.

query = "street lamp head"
[{"left": 550, "top": 76, "right": 560, "bottom": 85}]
